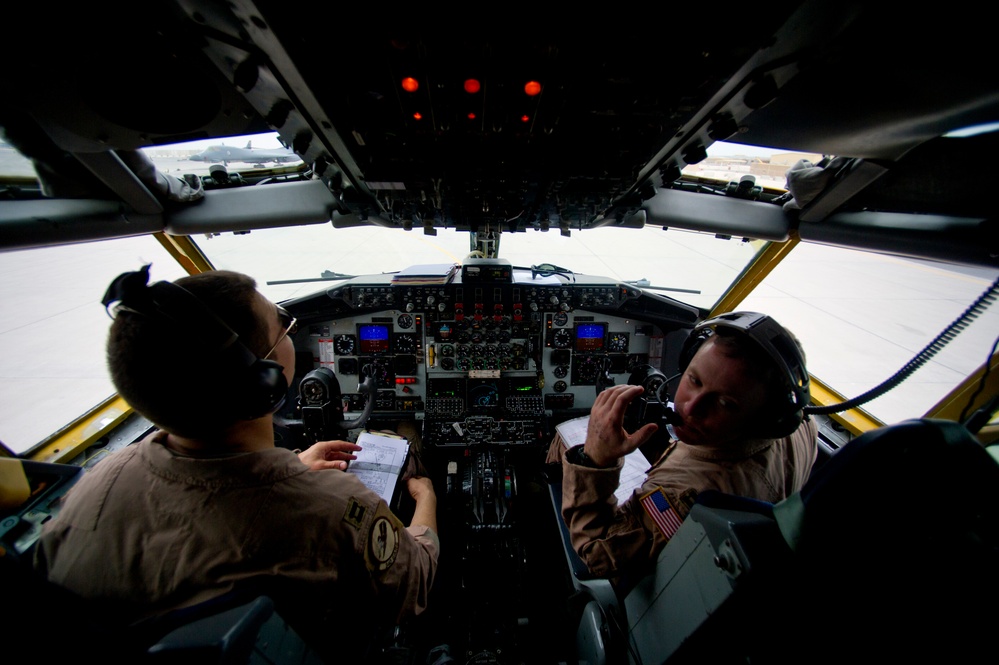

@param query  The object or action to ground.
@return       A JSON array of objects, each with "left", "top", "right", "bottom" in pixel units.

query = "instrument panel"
[{"left": 286, "top": 263, "right": 693, "bottom": 447}]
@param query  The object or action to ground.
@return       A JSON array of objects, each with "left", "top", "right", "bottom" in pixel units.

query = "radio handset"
[
  {"left": 298, "top": 368, "right": 375, "bottom": 444},
  {"left": 623, "top": 364, "right": 683, "bottom": 434}
]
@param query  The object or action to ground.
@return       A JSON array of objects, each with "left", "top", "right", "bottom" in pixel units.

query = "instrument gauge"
[
  {"left": 552, "top": 328, "right": 572, "bottom": 349},
  {"left": 394, "top": 333, "right": 417, "bottom": 354},
  {"left": 607, "top": 333, "right": 629, "bottom": 353},
  {"left": 397, "top": 313, "right": 414, "bottom": 329},
  {"left": 575, "top": 356, "right": 602, "bottom": 383},
  {"left": 553, "top": 380, "right": 568, "bottom": 393},
  {"left": 553, "top": 365, "right": 568, "bottom": 378},
  {"left": 553, "top": 311, "right": 569, "bottom": 327},
  {"left": 334, "top": 334, "right": 356, "bottom": 355}
]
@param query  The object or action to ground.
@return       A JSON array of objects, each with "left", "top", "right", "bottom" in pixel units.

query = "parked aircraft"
[
  {"left": 1, "top": 1, "right": 997, "bottom": 664},
  {"left": 188, "top": 141, "right": 300, "bottom": 166}
]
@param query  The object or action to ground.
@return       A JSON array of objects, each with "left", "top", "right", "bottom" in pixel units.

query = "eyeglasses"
[{"left": 263, "top": 307, "right": 298, "bottom": 359}]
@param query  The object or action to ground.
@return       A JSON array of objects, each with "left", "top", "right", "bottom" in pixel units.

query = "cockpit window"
[
  {"left": 190, "top": 224, "right": 765, "bottom": 313},
  {"left": 0, "top": 132, "right": 303, "bottom": 181},
  {"left": 0, "top": 239, "right": 188, "bottom": 456},
  {"left": 141, "top": 132, "right": 303, "bottom": 176},
  {"left": 682, "top": 142, "right": 824, "bottom": 191},
  {"left": 0, "top": 139, "right": 38, "bottom": 179}
]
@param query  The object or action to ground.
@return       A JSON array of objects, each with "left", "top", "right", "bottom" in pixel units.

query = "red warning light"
[
  {"left": 524, "top": 80, "right": 542, "bottom": 96},
  {"left": 464, "top": 79, "right": 481, "bottom": 94},
  {"left": 467, "top": 112, "right": 477, "bottom": 120},
  {"left": 520, "top": 115, "right": 530, "bottom": 123},
  {"left": 413, "top": 112, "right": 423, "bottom": 120},
  {"left": 401, "top": 77, "right": 419, "bottom": 92}
]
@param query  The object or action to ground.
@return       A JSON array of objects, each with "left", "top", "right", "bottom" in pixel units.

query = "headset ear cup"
[
  {"left": 755, "top": 408, "right": 804, "bottom": 439},
  {"left": 235, "top": 359, "right": 289, "bottom": 420}
]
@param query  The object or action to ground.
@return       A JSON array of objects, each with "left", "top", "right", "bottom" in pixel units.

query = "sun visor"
[
  {"left": 642, "top": 188, "right": 791, "bottom": 241},
  {"left": 164, "top": 180, "right": 336, "bottom": 235}
]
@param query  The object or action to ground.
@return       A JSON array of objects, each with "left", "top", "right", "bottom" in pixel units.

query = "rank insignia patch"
[{"left": 344, "top": 497, "right": 366, "bottom": 529}]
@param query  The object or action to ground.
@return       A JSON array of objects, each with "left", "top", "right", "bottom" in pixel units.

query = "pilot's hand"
[
  {"left": 299, "top": 440, "right": 362, "bottom": 471},
  {"left": 583, "top": 384, "right": 659, "bottom": 467}
]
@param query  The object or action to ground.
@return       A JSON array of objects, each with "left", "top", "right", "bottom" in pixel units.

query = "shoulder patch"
[
  {"left": 640, "top": 486, "right": 684, "bottom": 542},
  {"left": 343, "top": 497, "right": 367, "bottom": 530},
  {"left": 366, "top": 516, "right": 400, "bottom": 572}
]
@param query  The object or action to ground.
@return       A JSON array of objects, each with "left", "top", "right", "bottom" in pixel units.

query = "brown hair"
[{"left": 107, "top": 270, "right": 271, "bottom": 437}]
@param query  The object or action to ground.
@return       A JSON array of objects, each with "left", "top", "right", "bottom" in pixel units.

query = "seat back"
[
  {"left": 774, "top": 418, "right": 999, "bottom": 662},
  {"left": 1, "top": 551, "right": 323, "bottom": 664},
  {"left": 545, "top": 465, "right": 625, "bottom": 665}
]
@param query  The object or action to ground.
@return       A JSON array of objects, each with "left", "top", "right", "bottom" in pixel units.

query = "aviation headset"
[
  {"left": 102, "top": 264, "right": 288, "bottom": 421},
  {"left": 677, "top": 311, "right": 811, "bottom": 439}
]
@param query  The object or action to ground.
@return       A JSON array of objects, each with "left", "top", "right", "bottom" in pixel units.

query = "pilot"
[
  {"left": 555, "top": 312, "right": 817, "bottom": 588},
  {"left": 31, "top": 267, "right": 439, "bottom": 662}
]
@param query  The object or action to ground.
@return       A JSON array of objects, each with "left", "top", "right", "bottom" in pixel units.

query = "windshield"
[{"left": 199, "top": 223, "right": 763, "bottom": 311}]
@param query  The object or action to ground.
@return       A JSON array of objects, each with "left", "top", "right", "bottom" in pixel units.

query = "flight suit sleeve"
[
  {"left": 344, "top": 490, "right": 439, "bottom": 622},
  {"left": 560, "top": 450, "right": 662, "bottom": 579}
]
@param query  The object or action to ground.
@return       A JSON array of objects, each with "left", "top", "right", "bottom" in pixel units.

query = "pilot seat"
[{"left": 559, "top": 418, "right": 999, "bottom": 664}]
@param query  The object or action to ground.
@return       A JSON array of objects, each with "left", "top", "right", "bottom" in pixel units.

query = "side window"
[{"left": 0, "top": 238, "right": 187, "bottom": 455}]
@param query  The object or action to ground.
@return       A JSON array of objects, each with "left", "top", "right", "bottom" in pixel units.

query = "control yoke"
[{"left": 298, "top": 368, "right": 376, "bottom": 442}]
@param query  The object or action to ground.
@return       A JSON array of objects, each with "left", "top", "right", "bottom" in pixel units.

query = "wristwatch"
[{"left": 567, "top": 445, "right": 604, "bottom": 469}]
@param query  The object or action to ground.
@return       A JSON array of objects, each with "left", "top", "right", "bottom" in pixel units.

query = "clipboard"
[{"left": 346, "top": 430, "right": 411, "bottom": 507}]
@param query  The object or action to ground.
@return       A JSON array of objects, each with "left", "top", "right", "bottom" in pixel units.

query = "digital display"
[
  {"left": 505, "top": 376, "right": 541, "bottom": 395},
  {"left": 427, "top": 378, "right": 463, "bottom": 398},
  {"left": 358, "top": 324, "right": 390, "bottom": 353},
  {"left": 467, "top": 378, "right": 501, "bottom": 411},
  {"left": 576, "top": 323, "right": 606, "bottom": 352}
]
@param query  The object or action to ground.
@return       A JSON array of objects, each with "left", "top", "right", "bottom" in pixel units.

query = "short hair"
[
  {"left": 107, "top": 270, "right": 271, "bottom": 438},
  {"left": 708, "top": 324, "right": 807, "bottom": 417}
]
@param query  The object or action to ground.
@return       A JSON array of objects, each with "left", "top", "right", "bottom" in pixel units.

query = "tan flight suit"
[
  {"left": 33, "top": 430, "right": 439, "bottom": 659},
  {"left": 555, "top": 417, "right": 817, "bottom": 581}
]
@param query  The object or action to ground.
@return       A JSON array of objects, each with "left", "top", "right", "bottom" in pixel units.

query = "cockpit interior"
[{"left": 2, "top": 1, "right": 998, "bottom": 663}]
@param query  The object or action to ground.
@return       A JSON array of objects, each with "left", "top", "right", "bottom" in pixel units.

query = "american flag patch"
[{"left": 640, "top": 487, "right": 684, "bottom": 540}]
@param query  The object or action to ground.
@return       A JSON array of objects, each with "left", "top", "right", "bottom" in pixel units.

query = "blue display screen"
[
  {"left": 576, "top": 323, "right": 606, "bottom": 351},
  {"left": 358, "top": 324, "right": 390, "bottom": 353},
  {"left": 576, "top": 323, "right": 605, "bottom": 339}
]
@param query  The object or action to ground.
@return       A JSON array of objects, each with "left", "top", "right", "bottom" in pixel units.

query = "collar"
[{"left": 141, "top": 430, "right": 308, "bottom": 488}]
